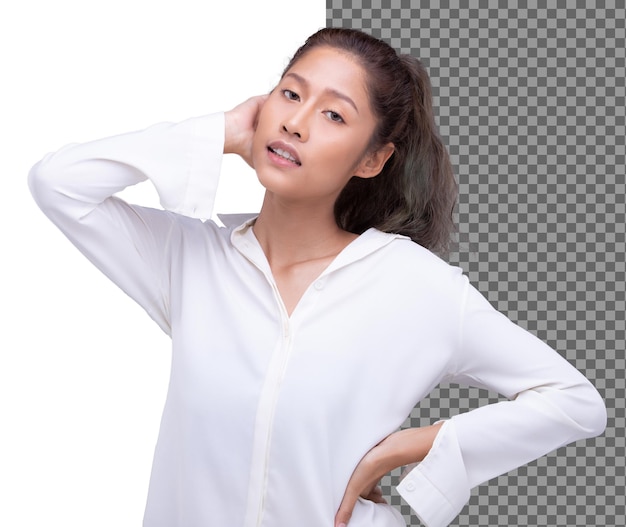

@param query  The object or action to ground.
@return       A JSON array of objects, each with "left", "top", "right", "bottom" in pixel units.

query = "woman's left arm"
[
  {"left": 402, "top": 278, "right": 606, "bottom": 527},
  {"left": 336, "top": 276, "right": 607, "bottom": 527}
]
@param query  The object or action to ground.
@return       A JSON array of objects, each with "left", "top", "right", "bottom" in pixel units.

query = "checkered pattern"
[{"left": 327, "top": 1, "right": 625, "bottom": 525}]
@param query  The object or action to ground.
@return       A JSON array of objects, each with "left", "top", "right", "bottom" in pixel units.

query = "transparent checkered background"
[{"left": 327, "top": 1, "right": 625, "bottom": 525}]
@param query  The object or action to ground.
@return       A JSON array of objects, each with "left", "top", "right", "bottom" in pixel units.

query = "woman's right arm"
[
  {"left": 29, "top": 97, "right": 266, "bottom": 333},
  {"left": 29, "top": 112, "right": 226, "bottom": 224},
  {"left": 28, "top": 112, "right": 227, "bottom": 334}
]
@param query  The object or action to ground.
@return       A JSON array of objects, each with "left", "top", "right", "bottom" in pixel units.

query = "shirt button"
[
  {"left": 314, "top": 280, "right": 324, "bottom": 291},
  {"left": 405, "top": 481, "right": 416, "bottom": 492}
]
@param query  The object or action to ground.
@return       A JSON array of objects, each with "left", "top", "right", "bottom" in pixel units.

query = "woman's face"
[{"left": 252, "top": 46, "right": 391, "bottom": 205}]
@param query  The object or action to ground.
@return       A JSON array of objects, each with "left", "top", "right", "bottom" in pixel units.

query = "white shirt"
[{"left": 28, "top": 112, "right": 607, "bottom": 527}]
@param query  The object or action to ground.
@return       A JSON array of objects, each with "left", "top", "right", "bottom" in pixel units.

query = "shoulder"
[
  {"left": 354, "top": 229, "right": 469, "bottom": 304},
  {"left": 350, "top": 231, "right": 471, "bottom": 347},
  {"left": 379, "top": 231, "right": 464, "bottom": 282}
]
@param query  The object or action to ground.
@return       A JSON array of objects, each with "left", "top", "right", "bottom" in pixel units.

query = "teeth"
[{"left": 272, "top": 147, "right": 298, "bottom": 164}]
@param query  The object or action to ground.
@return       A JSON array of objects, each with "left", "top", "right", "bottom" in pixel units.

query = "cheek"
[
  {"left": 255, "top": 97, "right": 278, "bottom": 133},
  {"left": 251, "top": 121, "right": 268, "bottom": 163},
  {"left": 252, "top": 103, "right": 277, "bottom": 149},
  {"left": 322, "top": 135, "right": 368, "bottom": 173}
]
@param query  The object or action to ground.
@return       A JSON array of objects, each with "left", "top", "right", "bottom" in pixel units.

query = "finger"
[
  {"left": 252, "top": 95, "right": 268, "bottom": 130},
  {"left": 335, "top": 490, "right": 358, "bottom": 527}
]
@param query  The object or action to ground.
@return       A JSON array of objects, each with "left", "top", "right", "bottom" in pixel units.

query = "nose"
[
  {"left": 282, "top": 124, "right": 301, "bottom": 139},
  {"left": 281, "top": 105, "right": 310, "bottom": 141}
]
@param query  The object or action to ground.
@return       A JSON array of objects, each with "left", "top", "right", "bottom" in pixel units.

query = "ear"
[{"left": 354, "top": 143, "right": 395, "bottom": 179}]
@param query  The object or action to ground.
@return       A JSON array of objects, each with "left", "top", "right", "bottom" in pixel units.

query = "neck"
[{"left": 253, "top": 192, "right": 356, "bottom": 266}]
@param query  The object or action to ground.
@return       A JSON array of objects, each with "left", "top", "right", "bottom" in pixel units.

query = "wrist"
[
  {"left": 375, "top": 423, "right": 444, "bottom": 473},
  {"left": 223, "top": 110, "right": 239, "bottom": 155}
]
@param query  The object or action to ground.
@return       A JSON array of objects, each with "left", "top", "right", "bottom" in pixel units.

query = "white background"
[{"left": 0, "top": 1, "right": 324, "bottom": 525}]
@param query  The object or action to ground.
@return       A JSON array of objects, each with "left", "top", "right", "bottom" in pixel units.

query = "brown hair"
[{"left": 283, "top": 27, "right": 457, "bottom": 255}]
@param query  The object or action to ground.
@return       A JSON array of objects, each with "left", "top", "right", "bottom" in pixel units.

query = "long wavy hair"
[{"left": 282, "top": 27, "right": 457, "bottom": 255}]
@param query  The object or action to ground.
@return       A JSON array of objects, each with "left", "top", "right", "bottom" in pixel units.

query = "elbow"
[
  {"left": 578, "top": 381, "right": 608, "bottom": 438},
  {"left": 526, "top": 377, "right": 607, "bottom": 442},
  {"left": 28, "top": 148, "right": 77, "bottom": 214},
  {"left": 28, "top": 154, "right": 57, "bottom": 210},
  {"left": 558, "top": 378, "right": 607, "bottom": 440}
]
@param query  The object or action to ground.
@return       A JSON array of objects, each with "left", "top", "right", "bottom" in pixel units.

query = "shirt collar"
[{"left": 225, "top": 213, "right": 408, "bottom": 276}]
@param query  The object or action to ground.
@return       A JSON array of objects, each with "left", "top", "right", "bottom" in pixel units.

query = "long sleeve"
[
  {"left": 397, "top": 274, "right": 607, "bottom": 527},
  {"left": 28, "top": 112, "right": 225, "bottom": 334}
]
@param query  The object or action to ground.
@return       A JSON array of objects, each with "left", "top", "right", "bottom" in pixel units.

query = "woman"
[{"left": 29, "top": 28, "right": 606, "bottom": 527}]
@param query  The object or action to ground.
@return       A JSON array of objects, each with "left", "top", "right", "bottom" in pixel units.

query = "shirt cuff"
[
  {"left": 161, "top": 112, "right": 224, "bottom": 219},
  {"left": 396, "top": 420, "right": 470, "bottom": 527}
]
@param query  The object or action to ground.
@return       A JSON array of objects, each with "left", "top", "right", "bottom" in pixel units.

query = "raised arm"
[
  {"left": 28, "top": 113, "right": 227, "bottom": 333},
  {"left": 29, "top": 95, "right": 268, "bottom": 334}
]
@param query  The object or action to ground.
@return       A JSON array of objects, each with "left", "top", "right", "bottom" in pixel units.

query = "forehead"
[{"left": 285, "top": 47, "right": 370, "bottom": 104}]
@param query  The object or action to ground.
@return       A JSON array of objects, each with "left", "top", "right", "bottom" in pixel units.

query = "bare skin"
[
  {"left": 225, "top": 95, "right": 353, "bottom": 316},
  {"left": 223, "top": 47, "right": 442, "bottom": 526},
  {"left": 250, "top": 48, "right": 393, "bottom": 316},
  {"left": 226, "top": 48, "right": 392, "bottom": 316}
]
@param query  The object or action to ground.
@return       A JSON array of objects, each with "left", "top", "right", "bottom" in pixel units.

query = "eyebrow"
[{"left": 283, "top": 72, "right": 359, "bottom": 114}]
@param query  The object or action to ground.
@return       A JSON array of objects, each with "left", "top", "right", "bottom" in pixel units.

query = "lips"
[{"left": 267, "top": 140, "right": 301, "bottom": 166}]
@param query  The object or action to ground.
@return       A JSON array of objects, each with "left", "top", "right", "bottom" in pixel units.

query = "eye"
[
  {"left": 282, "top": 89, "right": 300, "bottom": 101},
  {"left": 324, "top": 110, "right": 344, "bottom": 123}
]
